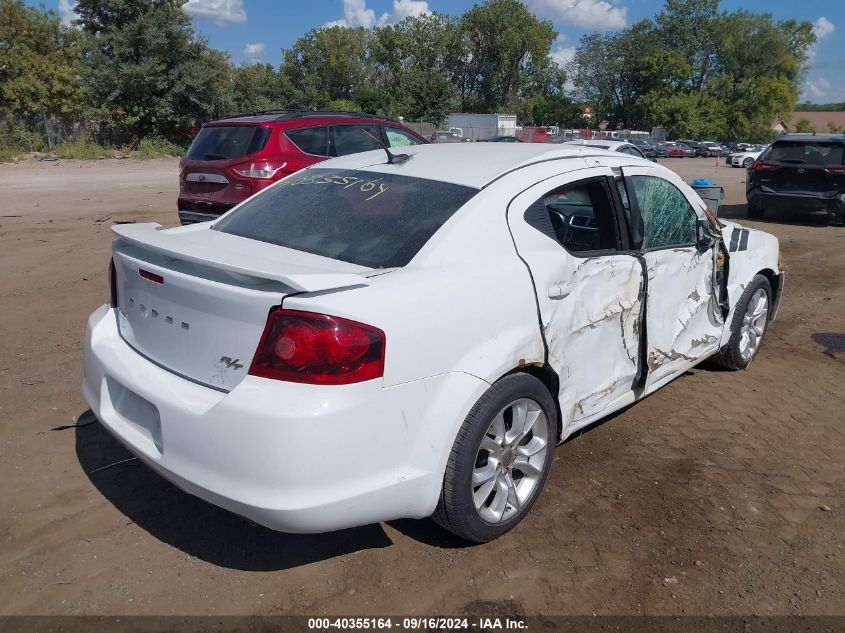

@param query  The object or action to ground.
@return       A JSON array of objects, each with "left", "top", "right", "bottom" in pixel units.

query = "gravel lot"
[{"left": 0, "top": 156, "right": 843, "bottom": 616}]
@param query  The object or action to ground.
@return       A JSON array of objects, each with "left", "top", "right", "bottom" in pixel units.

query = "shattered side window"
[{"left": 630, "top": 175, "right": 697, "bottom": 250}]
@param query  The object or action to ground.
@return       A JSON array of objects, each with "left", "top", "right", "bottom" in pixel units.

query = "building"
[{"left": 774, "top": 111, "right": 845, "bottom": 134}]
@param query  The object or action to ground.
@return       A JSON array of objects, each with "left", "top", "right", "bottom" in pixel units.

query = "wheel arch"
[
  {"left": 757, "top": 267, "right": 782, "bottom": 320},
  {"left": 499, "top": 363, "right": 563, "bottom": 442}
]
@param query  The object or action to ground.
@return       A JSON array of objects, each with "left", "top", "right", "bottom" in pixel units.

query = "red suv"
[{"left": 178, "top": 110, "right": 429, "bottom": 225}]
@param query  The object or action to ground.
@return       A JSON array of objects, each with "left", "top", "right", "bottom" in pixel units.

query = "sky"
[{"left": 46, "top": 0, "right": 844, "bottom": 104}]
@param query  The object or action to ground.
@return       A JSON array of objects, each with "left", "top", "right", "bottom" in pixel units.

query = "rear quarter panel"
[{"left": 282, "top": 186, "right": 545, "bottom": 388}]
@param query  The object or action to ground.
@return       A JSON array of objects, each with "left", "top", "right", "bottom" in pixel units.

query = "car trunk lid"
[{"left": 112, "top": 223, "right": 373, "bottom": 391}]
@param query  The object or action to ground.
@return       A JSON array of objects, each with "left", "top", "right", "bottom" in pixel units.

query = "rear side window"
[
  {"left": 768, "top": 141, "right": 844, "bottom": 166},
  {"left": 385, "top": 127, "right": 423, "bottom": 148},
  {"left": 285, "top": 126, "right": 330, "bottom": 156},
  {"left": 333, "top": 125, "right": 383, "bottom": 156},
  {"left": 214, "top": 168, "right": 478, "bottom": 268},
  {"left": 186, "top": 126, "right": 271, "bottom": 161}
]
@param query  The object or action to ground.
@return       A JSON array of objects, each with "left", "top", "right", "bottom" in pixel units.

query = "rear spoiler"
[{"left": 112, "top": 223, "right": 371, "bottom": 293}]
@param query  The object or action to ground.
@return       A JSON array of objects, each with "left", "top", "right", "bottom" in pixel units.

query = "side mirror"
[{"left": 697, "top": 220, "right": 717, "bottom": 252}]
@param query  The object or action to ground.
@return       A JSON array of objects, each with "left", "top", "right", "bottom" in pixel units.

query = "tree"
[
  {"left": 0, "top": 0, "right": 83, "bottom": 131},
  {"left": 455, "top": 0, "right": 556, "bottom": 111},
  {"left": 230, "top": 63, "right": 295, "bottom": 114},
  {"left": 794, "top": 118, "right": 813, "bottom": 133},
  {"left": 75, "top": 0, "right": 232, "bottom": 142},
  {"left": 281, "top": 26, "right": 369, "bottom": 105}
]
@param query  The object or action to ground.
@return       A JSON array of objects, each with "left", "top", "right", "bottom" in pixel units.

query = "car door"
[
  {"left": 619, "top": 166, "right": 724, "bottom": 391},
  {"left": 507, "top": 167, "right": 645, "bottom": 437}
]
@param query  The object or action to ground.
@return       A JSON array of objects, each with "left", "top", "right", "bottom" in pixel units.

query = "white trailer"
[{"left": 446, "top": 113, "right": 518, "bottom": 141}]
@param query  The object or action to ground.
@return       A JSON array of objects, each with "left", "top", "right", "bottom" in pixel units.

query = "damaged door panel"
[
  {"left": 507, "top": 166, "right": 644, "bottom": 439},
  {"left": 620, "top": 167, "right": 724, "bottom": 390}
]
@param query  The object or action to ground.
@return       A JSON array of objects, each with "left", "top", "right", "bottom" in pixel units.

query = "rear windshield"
[
  {"left": 768, "top": 141, "right": 844, "bottom": 166},
  {"left": 213, "top": 168, "right": 478, "bottom": 268},
  {"left": 186, "top": 125, "right": 272, "bottom": 161}
]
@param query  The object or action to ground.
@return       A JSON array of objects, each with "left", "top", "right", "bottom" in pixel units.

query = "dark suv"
[
  {"left": 746, "top": 134, "right": 845, "bottom": 222},
  {"left": 178, "top": 110, "right": 428, "bottom": 224}
]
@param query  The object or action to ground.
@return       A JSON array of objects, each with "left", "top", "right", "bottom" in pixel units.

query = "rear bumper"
[
  {"left": 177, "top": 210, "right": 219, "bottom": 225},
  {"left": 83, "top": 305, "right": 488, "bottom": 533},
  {"left": 746, "top": 188, "right": 845, "bottom": 215}
]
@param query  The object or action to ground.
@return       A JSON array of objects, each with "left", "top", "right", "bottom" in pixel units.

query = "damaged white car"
[{"left": 83, "top": 144, "right": 783, "bottom": 542}]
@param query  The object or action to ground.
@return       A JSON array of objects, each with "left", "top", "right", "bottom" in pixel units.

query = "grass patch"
[
  {"left": 0, "top": 144, "right": 27, "bottom": 162},
  {"left": 135, "top": 136, "right": 184, "bottom": 159},
  {"left": 56, "top": 138, "right": 108, "bottom": 160}
]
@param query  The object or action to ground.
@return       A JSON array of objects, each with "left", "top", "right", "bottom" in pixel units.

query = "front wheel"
[
  {"left": 743, "top": 157, "right": 754, "bottom": 168},
  {"left": 433, "top": 373, "right": 556, "bottom": 543},
  {"left": 713, "top": 275, "right": 772, "bottom": 370}
]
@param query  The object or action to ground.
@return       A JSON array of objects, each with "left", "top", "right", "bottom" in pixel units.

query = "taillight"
[
  {"left": 109, "top": 258, "right": 118, "bottom": 308},
  {"left": 231, "top": 160, "right": 287, "bottom": 179},
  {"left": 752, "top": 160, "right": 778, "bottom": 171},
  {"left": 824, "top": 165, "right": 845, "bottom": 173},
  {"left": 249, "top": 309, "right": 385, "bottom": 385}
]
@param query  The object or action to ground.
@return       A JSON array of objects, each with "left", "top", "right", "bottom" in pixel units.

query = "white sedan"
[
  {"left": 83, "top": 144, "right": 783, "bottom": 542},
  {"left": 729, "top": 146, "right": 767, "bottom": 168}
]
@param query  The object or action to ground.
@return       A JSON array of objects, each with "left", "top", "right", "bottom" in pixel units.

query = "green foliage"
[
  {"left": 230, "top": 64, "right": 294, "bottom": 114},
  {"left": 76, "top": 0, "right": 233, "bottom": 143},
  {"left": 55, "top": 137, "right": 108, "bottom": 159},
  {"left": 794, "top": 118, "right": 813, "bottom": 133},
  {"left": 456, "top": 0, "right": 557, "bottom": 111},
  {"left": 572, "top": 0, "right": 815, "bottom": 140},
  {"left": 1, "top": 0, "right": 822, "bottom": 149},
  {"left": 795, "top": 103, "right": 845, "bottom": 112},
  {"left": 136, "top": 136, "right": 185, "bottom": 159},
  {"left": 0, "top": 0, "right": 83, "bottom": 128}
]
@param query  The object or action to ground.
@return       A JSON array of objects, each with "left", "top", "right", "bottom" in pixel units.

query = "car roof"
[
  {"left": 564, "top": 139, "right": 632, "bottom": 149},
  {"left": 774, "top": 133, "right": 845, "bottom": 143},
  {"left": 306, "top": 143, "right": 650, "bottom": 189},
  {"left": 206, "top": 110, "right": 406, "bottom": 127}
]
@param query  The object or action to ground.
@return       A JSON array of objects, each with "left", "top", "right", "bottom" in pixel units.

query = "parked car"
[
  {"left": 482, "top": 135, "right": 523, "bottom": 143},
  {"left": 177, "top": 110, "right": 428, "bottom": 225},
  {"left": 729, "top": 146, "right": 767, "bottom": 168},
  {"left": 655, "top": 142, "right": 686, "bottom": 158},
  {"left": 628, "top": 138, "right": 657, "bottom": 158},
  {"left": 677, "top": 141, "right": 707, "bottom": 158},
  {"left": 675, "top": 142, "right": 697, "bottom": 157},
  {"left": 700, "top": 141, "right": 723, "bottom": 157},
  {"left": 84, "top": 143, "right": 782, "bottom": 543},
  {"left": 564, "top": 139, "right": 650, "bottom": 160},
  {"left": 746, "top": 133, "right": 845, "bottom": 222},
  {"left": 431, "top": 131, "right": 465, "bottom": 143},
  {"left": 677, "top": 140, "right": 708, "bottom": 157},
  {"left": 718, "top": 145, "right": 732, "bottom": 157}
]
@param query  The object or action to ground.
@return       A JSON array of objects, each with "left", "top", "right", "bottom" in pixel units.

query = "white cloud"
[
  {"left": 805, "top": 76, "right": 830, "bottom": 100},
  {"left": 550, "top": 35, "right": 575, "bottom": 67},
  {"left": 325, "top": 0, "right": 378, "bottom": 28},
  {"left": 243, "top": 42, "right": 265, "bottom": 62},
  {"left": 813, "top": 16, "right": 835, "bottom": 41},
  {"left": 58, "top": 0, "right": 76, "bottom": 27},
  {"left": 389, "top": 0, "right": 430, "bottom": 22},
  {"left": 524, "top": 0, "right": 626, "bottom": 31},
  {"left": 184, "top": 0, "right": 247, "bottom": 26},
  {"left": 324, "top": 0, "right": 430, "bottom": 29}
]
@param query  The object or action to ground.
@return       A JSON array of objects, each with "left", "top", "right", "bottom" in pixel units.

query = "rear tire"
[
  {"left": 433, "top": 373, "right": 556, "bottom": 543},
  {"left": 713, "top": 275, "right": 772, "bottom": 370}
]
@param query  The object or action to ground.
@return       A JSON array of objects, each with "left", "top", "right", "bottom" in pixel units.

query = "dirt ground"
[{"left": 0, "top": 156, "right": 843, "bottom": 617}]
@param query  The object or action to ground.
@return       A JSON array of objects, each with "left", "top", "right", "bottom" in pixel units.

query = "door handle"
[{"left": 547, "top": 282, "right": 574, "bottom": 299}]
